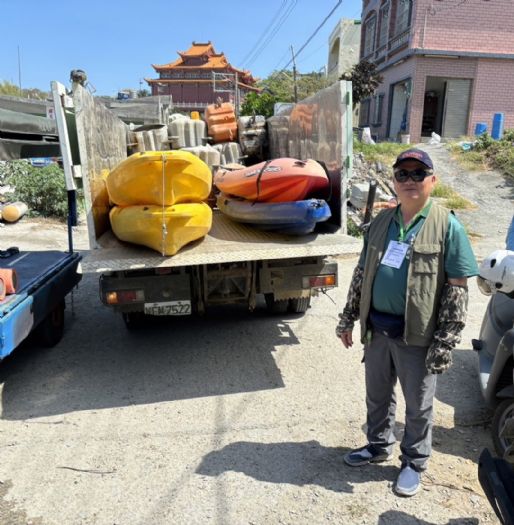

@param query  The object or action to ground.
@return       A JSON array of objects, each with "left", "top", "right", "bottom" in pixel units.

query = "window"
[
  {"left": 363, "top": 14, "right": 377, "bottom": 57},
  {"left": 372, "top": 94, "right": 385, "bottom": 125},
  {"left": 360, "top": 98, "right": 371, "bottom": 126},
  {"left": 395, "top": 0, "right": 412, "bottom": 34},
  {"left": 378, "top": 2, "right": 390, "bottom": 48}
]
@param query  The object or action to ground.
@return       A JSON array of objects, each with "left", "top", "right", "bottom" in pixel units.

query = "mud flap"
[{"left": 478, "top": 448, "right": 514, "bottom": 525}]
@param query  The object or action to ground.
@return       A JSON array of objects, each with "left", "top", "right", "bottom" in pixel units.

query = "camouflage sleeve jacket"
[
  {"left": 335, "top": 266, "right": 364, "bottom": 337},
  {"left": 425, "top": 283, "right": 469, "bottom": 374}
]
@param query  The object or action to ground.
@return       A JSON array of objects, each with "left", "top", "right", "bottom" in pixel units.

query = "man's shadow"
[{"left": 196, "top": 440, "right": 399, "bottom": 493}]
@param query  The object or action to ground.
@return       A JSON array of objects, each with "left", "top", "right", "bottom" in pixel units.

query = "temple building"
[{"left": 145, "top": 42, "right": 260, "bottom": 109}]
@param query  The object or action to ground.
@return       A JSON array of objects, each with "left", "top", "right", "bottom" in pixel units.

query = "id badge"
[{"left": 381, "top": 240, "right": 409, "bottom": 269}]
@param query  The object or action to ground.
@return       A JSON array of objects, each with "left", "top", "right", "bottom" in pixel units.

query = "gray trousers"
[{"left": 364, "top": 331, "right": 437, "bottom": 471}]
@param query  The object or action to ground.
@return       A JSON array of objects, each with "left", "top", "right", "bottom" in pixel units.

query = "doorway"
[{"left": 422, "top": 77, "right": 472, "bottom": 138}]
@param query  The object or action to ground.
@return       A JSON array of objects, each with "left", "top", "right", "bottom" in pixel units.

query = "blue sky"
[{"left": 1, "top": 0, "right": 362, "bottom": 96}]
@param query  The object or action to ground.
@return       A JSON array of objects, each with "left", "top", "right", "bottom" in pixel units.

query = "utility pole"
[
  {"left": 17, "top": 45, "right": 22, "bottom": 96},
  {"left": 235, "top": 71, "right": 239, "bottom": 117},
  {"left": 290, "top": 45, "right": 298, "bottom": 103}
]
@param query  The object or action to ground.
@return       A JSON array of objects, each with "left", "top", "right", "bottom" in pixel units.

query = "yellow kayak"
[
  {"left": 110, "top": 203, "right": 212, "bottom": 256},
  {"left": 106, "top": 150, "right": 212, "bottom": 206}
]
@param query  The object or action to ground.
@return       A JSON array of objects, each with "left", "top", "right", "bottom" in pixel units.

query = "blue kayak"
[{"left": 216, "top": 194, "right": 331, "bottom": 235}]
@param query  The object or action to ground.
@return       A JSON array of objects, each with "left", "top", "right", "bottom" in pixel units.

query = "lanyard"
[
  {"left": 396, "top": 201, "right": 432, "bottom": 242},
  {"left": 397, "top": 212, "right": 420, "bottom": 243}
]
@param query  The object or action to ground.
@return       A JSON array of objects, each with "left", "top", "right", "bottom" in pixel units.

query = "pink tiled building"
[{"left": 359, "top": 0, "right": 514, "bottom": 142}]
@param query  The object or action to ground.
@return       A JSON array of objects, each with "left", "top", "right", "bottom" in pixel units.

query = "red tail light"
[
  {"left": 303, "top": 274, "right": 337, "bottom": 288},
  {"left": 105, "top": 290, "right": 145, "bottom": 305}
]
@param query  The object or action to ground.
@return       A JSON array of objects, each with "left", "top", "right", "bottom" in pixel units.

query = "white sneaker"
[{"left": 394, "top": 465, "right": 421, "bottom": 496}]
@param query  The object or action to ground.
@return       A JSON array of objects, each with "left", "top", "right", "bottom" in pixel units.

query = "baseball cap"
[{"left": 393, "top": 148, "right": 434, "bottom": 170}]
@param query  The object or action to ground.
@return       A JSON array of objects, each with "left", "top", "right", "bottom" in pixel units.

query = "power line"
[
  {"left": 296, "top": 40, "right": 328, "bottom": 66},
  {"left": 245, "top": 0, "right": 298, "bottom": 68},
  {"left": 238, "top": 0, "right": 288, "bottom": 67},
  {"left": 273, "top": 48, "right": 292, "bottom": 71},
  {"left": 281, "top": 0, "right": 342, "bottom": 70}
]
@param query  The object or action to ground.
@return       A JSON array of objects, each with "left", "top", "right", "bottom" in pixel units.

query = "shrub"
[
  {"left": 0, "top": 159, "right": 30, "bottom": 186},
  {"left": 6, "top": 163, "right": 69, "bottom": 218},
  {"left": 354, "top": 139, "right": 411, "bottom": 166},
  {"left": 474, "top": 132, "right": 495, "bottom": 151},
  {"left": 347, "top": 217, "right": 363, "bottom": 238},
  {"left": 502, "top": 128, "right": 514, "bottom": 143},
  {"left": 450, "top": 130, "right": 514, "bottom": 179}
]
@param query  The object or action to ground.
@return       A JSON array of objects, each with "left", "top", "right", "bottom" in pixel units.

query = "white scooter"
[{"left": 472, "top": 250, "right": 514, "bottom": 462}]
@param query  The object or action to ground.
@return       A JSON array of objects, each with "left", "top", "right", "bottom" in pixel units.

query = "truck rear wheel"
[
  {"left": 264, "top": 293, "right": 289, "bottom": 314},
  {"left": 34, "top": 300, "right": 65, "bottom": 347},
  {"left": 289, "top": 296, "right": 311, "bottom": 313}
]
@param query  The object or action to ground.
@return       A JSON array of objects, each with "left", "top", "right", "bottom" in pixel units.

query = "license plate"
[{"left": 143, "top": 300, "right": 191, "bottom": 316}]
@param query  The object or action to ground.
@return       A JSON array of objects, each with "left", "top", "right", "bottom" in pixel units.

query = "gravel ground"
[
  {"left": 423, "top": 143, "right": 514, "bottom": 259},
  {"left": 0, "top": 144, "right": 510, "bottom": 524}
]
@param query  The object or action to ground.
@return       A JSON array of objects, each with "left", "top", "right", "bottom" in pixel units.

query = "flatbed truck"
[{"left": 52, "top": 79, "right": 359, "bottom": 326}]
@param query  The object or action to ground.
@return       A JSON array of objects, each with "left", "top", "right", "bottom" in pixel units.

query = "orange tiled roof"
[
  {"left": 150, "top": 41, "right": 257, "bottom": 84},
  {"left": 154, "top": 41, "right": 231, "bottom": 69},
  {"left": 180, "top": 41, "right": 213, "bottom": 56}
]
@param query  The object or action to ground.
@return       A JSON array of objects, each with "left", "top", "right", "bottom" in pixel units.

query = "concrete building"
[
  {"left": 145, "top": 42, "right": 260, "bottom": 111},
  {"left": 327, "top": 19, "right": 362, "bottom": 83},
  {"left": 359, "top": 0, "right": 514, "bottom": 142}
]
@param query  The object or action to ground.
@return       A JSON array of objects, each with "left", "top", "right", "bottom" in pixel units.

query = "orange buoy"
[
  {"left": 2, "top": 202, "right": 28, "bottom": 223},
  {"left": 0, "top": 276, "right": 5, "bottom": 301},
  {"left": 0, "top": 268, "right": 18, "bottom": 294}
]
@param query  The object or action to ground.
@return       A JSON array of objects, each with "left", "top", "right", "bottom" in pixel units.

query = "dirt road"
[
  {"left": 0, "top": 144, "right": 509, "bottom": 524},
  {"left": 423, "top": 143, "right": 514, "bottom": 258}
]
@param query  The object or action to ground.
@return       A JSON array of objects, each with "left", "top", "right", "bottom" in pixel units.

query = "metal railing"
[
  {"left": 360, "top": 27, "right": 411, "bottom": 64},
  {"left": 388, "top": 29, "right": 410, "bottom": 53},
  {"left": 172, "top": 101, "right": 210, "bottom": 109},
  {"left": 374, "top": 44, "right": 388, "bottom": 61}
]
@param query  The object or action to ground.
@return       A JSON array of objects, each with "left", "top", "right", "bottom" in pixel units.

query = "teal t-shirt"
[{"left": 358, "top": 202, "right": 479, "bottom": 316}]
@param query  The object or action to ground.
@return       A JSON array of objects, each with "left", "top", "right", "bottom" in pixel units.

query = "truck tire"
[
  {"left": 34, "top": 300, "right": 65, "bottom": 347},
  {"left": 122, "top": 312, "right": 146, "bottom": 330},
  {"left": 289, "top": 296, "right": 311, "bottom": 314},
  {"left": 264, "top": 293, "right": 289, "bottom": 314},
  {"left": 492, "top": 398, "right": 514, "bottom": 461}
]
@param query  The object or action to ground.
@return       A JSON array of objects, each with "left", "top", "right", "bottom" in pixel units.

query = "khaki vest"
[{"left": 359, "top": 202, "right": 450, "bottom": 347}]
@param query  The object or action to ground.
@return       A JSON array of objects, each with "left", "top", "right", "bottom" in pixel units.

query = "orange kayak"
[{"left": 213, "top": 158, "right": 329, "bottom": 202}]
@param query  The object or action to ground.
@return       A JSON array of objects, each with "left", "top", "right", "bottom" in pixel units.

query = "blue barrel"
[
  {"left": 491, "top": 113, "right": 504, "bottom": 140},
  {"left": 474, "top": 122, "right": 487, "bottom": 136}
]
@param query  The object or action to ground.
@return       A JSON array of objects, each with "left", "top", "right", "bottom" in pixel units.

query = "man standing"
[{"left": 336, "top": 148, "right": 478, "bottom": 496}]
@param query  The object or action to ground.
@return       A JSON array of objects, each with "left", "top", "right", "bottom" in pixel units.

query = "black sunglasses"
[{"left": 394, "top": 168, "right": 433, "bottom": 183}]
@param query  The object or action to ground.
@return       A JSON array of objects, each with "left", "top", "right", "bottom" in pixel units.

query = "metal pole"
[
  {"left": 290, "top": 45, "right": 298, "bottom": 103},
  {"left": 17, "top": 45, "right": 22, "bottom": 95},
  {"left": 362, "top": 180, "right": 377, "bottom": 228},
  {"left": 235, "top": 71, "right": 239, "bottom": 117}
]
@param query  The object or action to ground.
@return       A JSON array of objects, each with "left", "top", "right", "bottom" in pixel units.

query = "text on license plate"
[{"left": 144, "top": 300, "right": 191, "bottom": 316}]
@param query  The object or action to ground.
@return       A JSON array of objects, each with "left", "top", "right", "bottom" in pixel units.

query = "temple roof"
[
  {"left": 179, "top": 41, "right": 214, "bottom": 57},
  {"left": 153, "top": 42, "right": 250, "bottom": 73}
]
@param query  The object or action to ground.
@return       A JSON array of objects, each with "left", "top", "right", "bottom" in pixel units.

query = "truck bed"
[
  {"left": 0, "top": 250, "right": 82, "bottom": 358},
  {"left": 83, "top": 211, "right": 362, "bottom": 273}
]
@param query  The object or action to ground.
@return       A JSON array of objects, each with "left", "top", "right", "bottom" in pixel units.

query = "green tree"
[
  {"left": 0, "top": 80, "right": 22, "bottom": 96},
  {"left": 240, "top": 91, "right": 277, "bottom": 118},
  {"left": 137, "top": 89, "right": 150, "bottom": 98},
  {"left": 0, "top": 80, "right": 49, "bottom": 99},
  {"left": 340, "top": 60, "right": 383, "bottom": 108},
  {"left": 240, "top": 70, "right": 328, "bottom": 117},
  {"left": 258, "top": 70, "right": 327, "bottom": 102}
]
